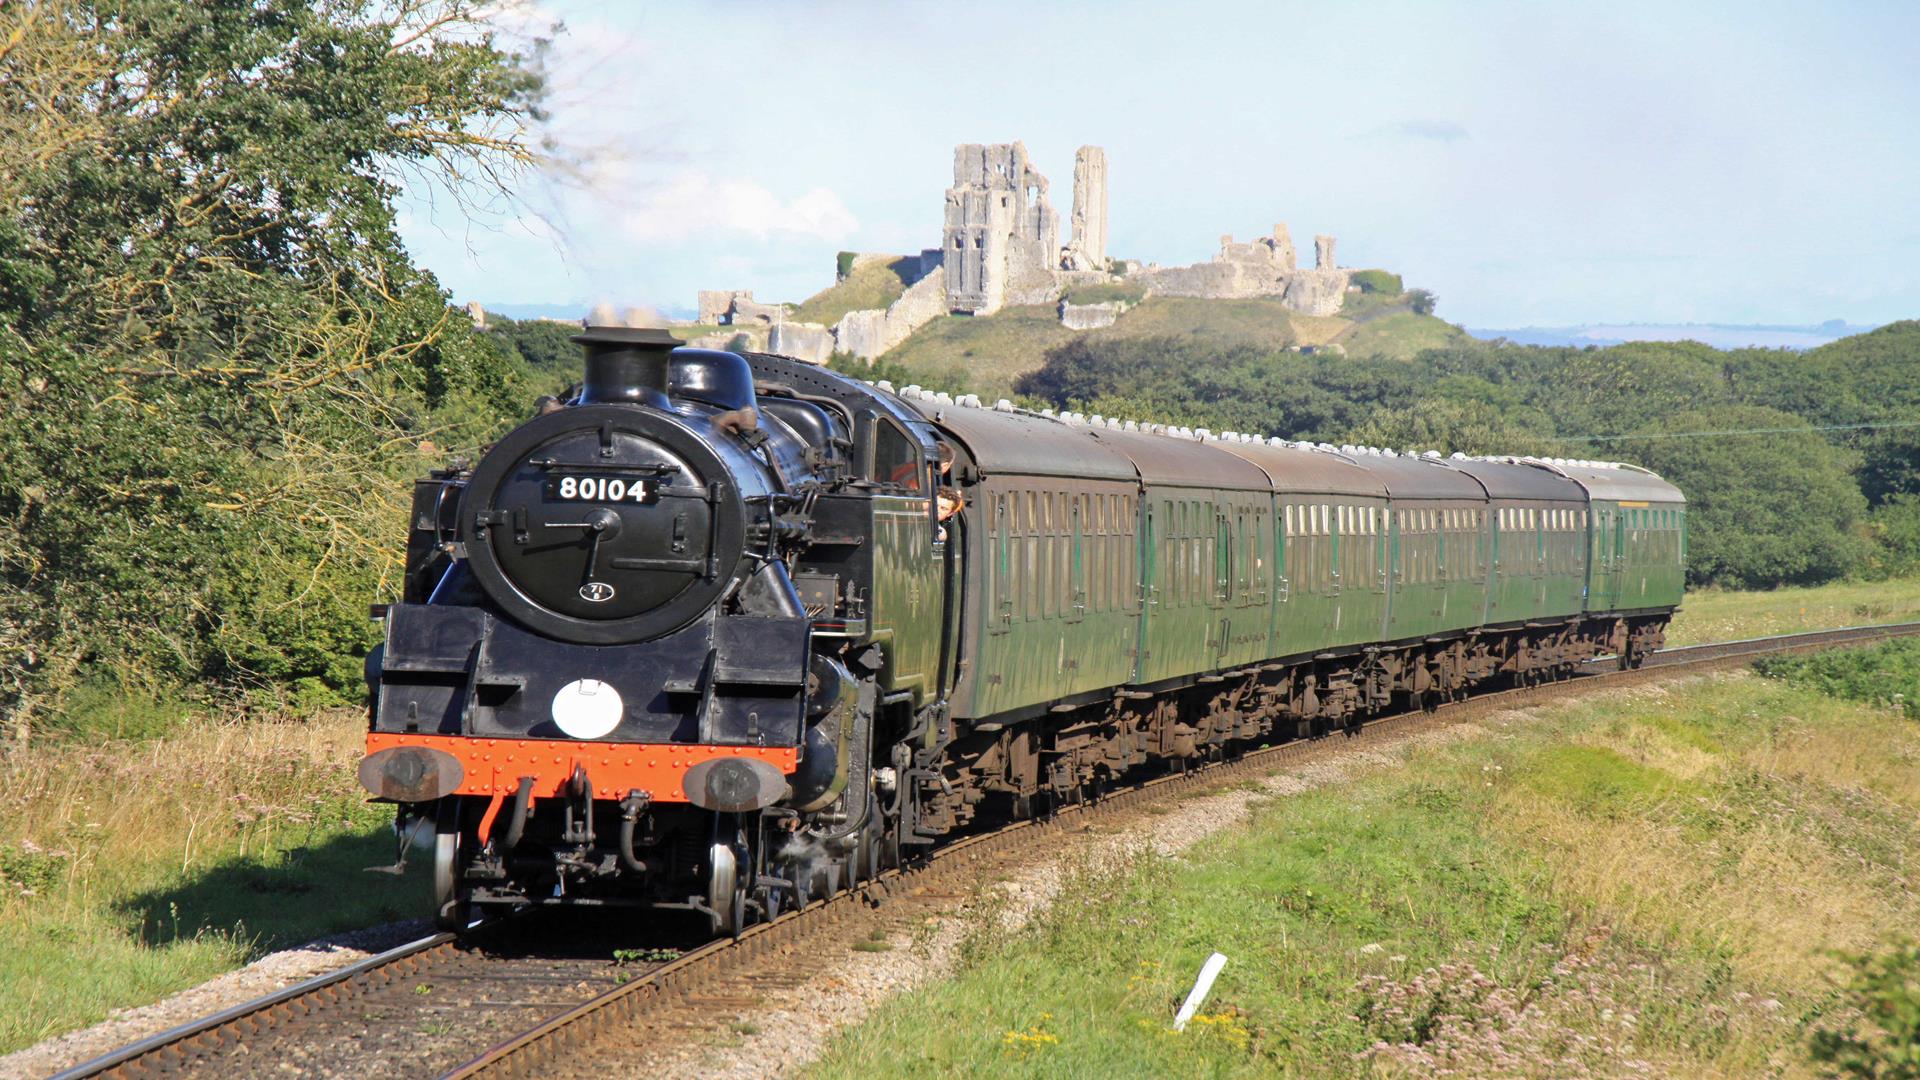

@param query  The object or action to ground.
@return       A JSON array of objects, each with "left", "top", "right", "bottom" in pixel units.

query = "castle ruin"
[{"left": 690, "top": 140, "right": 1358, "bottom": 362}]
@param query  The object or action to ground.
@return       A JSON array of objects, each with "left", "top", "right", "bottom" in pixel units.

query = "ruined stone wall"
[
  {"left": 943, "top": 185, "right": 1013, "bottom": 313},
  {"left": 698, "top": 290, "right": 752, "bottom": 325},
  {"left": 728, "top": 298, "right": 787, "bottom": 326},
  {"left": 831, "top": 265, "right": 948, "bottom": 359},
  {"left": 1126, "top": 220, "right": 1348, "bottom": 315},
  {"left": 1059, "top": 300, "right": 1122, "bottom": 330},
  {"left": 1270, "top": 223, "right": 1297, "bottom": 271},
  {"left": 1281, "top": 270, "right": 1351, "bottom": 316},
  {"left": 768, "top": 322, "right": 833, "bottom": 365}
]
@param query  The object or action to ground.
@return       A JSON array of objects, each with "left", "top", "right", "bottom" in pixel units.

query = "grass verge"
[
  {"left": 1667, "top": 575, "right": 1920, "bottom": 646},
  {"left": 804, "top": 671, "right": 1920, "bottom": 1077},
  {"left": 0, "top": 709, "right": 418, "bottom": 1054}
]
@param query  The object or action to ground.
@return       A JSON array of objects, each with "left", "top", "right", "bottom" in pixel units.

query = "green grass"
[
  {"left": 806, "top": 673, "right": 1920, "bottom": 1077},
  {"left": 1756, "top": 637, "right": 1920, "bottom": 718},
  {"left": 791, "top": 257, "right": 916, "bottom": 327},
  {"left": 1667, "top": 575, "right": 1920, "bottom": 646},
  {"left": 1336, "top": 289, "right": 1406, "bottom": 320},
  {"left": 0, "top": 709, "right": 423, "bottom": 1053},
  {"left": 1338, "top": 311, "right": 1471, "bottom": 360},
  {"left": 880, "top": 306, "right": 1078, "bottom": 400},
  {"left": 1092, "top": 296, "right": 1297, "bottom": 352},
  {"left": 880, "top": 296, "right": 1307, "bottom": 401}
]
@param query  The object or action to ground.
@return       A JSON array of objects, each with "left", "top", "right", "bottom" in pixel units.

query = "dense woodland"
[
  {"left": 1014, "top": 326, "right": 1920, "bottom": 593},
  {"left": 3, "top": 2, "right": 1916, "bottom": 744}
]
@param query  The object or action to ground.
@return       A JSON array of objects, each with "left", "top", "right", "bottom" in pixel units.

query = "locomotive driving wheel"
[{"left": 431, "top": 799, "right": 472, "bottom": 932}]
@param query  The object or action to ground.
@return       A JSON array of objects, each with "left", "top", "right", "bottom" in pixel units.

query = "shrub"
[
  {"left": 1808, "top": 939, "right": 1920, "bottom": 1078},
  {"left": 1754, "top": 639, "right": 1920, "bottom": 719},
  {"left": 837, "top": 251, "right": 857, "bottom": 280},
  {"left": 1407, "top": 288, "right": 1438, "bottom": 315},
  {"left": 1350, "top": 269, "right": 1404, "bottom": 295}
]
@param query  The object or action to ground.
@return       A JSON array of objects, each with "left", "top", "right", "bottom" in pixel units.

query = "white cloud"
[{"left": 613, "top": 170, "right": 859, "bottom": 245}]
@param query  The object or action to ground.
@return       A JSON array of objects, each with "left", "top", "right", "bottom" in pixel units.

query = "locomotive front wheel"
[
  {"left": 431, "top": 799, "right": 471, "bottom": 932},
  {"left": 708, "top": 842, "right": 749, "bottom": 936}
]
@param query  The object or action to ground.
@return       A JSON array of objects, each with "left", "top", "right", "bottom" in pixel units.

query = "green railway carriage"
[
  {"left": 1079, "top": 427, "right": 1277, "bottom": 684},
  {"left": 1347, "top": 455, "right": 1492, "bottom": 643},
  {"left": 1551, "top": 462, "right": 1687, "bottom": 615},
  {"left": 886, "top": 386, "right": 1684, "bottom": 798},
  {"left": 1214, "top": 441, "right": 1390, "bottom": 660},
  {"left": 927, "top": 403, "right": 1142, "bottom": 721},
  {"left": 1443, "top": 457, "right": 1591, "bottom": 627}
]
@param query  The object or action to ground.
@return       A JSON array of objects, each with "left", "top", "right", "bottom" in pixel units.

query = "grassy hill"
[
  {"left": 873, "top": 286, "right": 1464, "bottom": 400},
  {"left": 790, "top": 256, "right": 916, "bottom": 327}
]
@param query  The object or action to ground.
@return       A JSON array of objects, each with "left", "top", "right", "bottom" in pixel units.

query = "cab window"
[{"left": 872, "top": 419, "right": 924, "bottom": 492}]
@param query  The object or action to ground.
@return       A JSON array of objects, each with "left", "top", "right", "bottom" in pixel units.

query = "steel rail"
[{"left": 49, "top": 931, "right": 460, "bottom": 1080}]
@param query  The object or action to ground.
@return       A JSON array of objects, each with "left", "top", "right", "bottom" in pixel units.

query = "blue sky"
[{"left": 399, "top": 0, "right": 1920, "bottom": 327}]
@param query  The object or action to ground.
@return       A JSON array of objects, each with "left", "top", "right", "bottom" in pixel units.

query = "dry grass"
[
  {"left": 810, "top": 672, "right": 1920, "bottom": 1078},
  {"left": 0, "top": 709, "right": 417, "bottom": 1052},
  {"left": 1667, "top": 576, "right": 1920, "bottom": 646},
  {"left": 1490, "top": 675, "right": 1920, "bottom": 993}
]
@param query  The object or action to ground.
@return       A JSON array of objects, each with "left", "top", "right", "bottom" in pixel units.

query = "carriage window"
[
  {"left": 872, "top": 419, "right": 924, "bottom": 492},
  {"left": 1285, "top": 505, "right": 1295, "bottom": 536}
]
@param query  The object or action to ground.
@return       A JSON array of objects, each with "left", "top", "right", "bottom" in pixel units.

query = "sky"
[{"left": 398, "top": 0, "right": 1920, "bottom": 328}]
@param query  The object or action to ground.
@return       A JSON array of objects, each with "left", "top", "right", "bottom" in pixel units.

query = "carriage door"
[
  {"left": 1067, "top": 495, "right": 1086, "bottom": 624},
  {"left": 1213, "top": 509, "right": 1232, "bottom": 668},
  {"left": 1133, "top": 500, "right": 1160, "bottom": 680},
  {"left": 1591, "top": 504, "right": 1620, "bottom": 611}
]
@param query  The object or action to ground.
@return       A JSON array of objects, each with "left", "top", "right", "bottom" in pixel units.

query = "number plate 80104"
[{"left": 546, "top": 475, "right": 658, "bottom": 503}]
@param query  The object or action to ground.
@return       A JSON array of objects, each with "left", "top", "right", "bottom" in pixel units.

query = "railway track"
[{"left": 53, "top": 620, "right": 1920, "bottom": 1080}]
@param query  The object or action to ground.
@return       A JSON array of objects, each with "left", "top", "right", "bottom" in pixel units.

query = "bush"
[
  {"left": 837, "top": 251, "right": 857, "bottom": 280},
  {"left": 1407, "top": 288, "right": 1438, "bottom": 315},
  {"left": 1754, "top": 639, "right": 1920, "bottom": 719},
  {"left": 1350, "top": 269, "right": 1404, "bottom": 295},
  {"left": 1808, "top": 938, "right": 1920, "bottom": 1077},
  {"left": 1867, "top": 496, "right": 1920, "bottom": 578}
]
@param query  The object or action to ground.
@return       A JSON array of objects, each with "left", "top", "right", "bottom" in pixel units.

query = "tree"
[
  {"left": 1349, "top": 399, "right": 1558, "bottom": 457},
  {"left": 1407, "top": 288, "right": 1438, "bottom": 316},
  {"left": 0, "top": 0, "right": 550, "bottom": 742},
  {"left": 1622, "top": 406, "right": 1869, "bottom": 588},
  {"left": 1859, "top": 427, "right": 1920, "bottom": 506}
]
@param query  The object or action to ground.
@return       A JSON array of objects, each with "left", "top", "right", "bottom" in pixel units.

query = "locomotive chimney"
[{"left": 572, "top": 326, "right": 683, "bottom": 407}]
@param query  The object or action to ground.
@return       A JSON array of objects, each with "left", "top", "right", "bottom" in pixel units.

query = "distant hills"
[{"left": 1468, "top": 320, "right": 1879, "bottom": 350}]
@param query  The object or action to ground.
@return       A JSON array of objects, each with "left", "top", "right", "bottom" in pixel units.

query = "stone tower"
[
  {"left": 943, "top": 142, "right": 1059, "bottom": 315},
  {"left": 1270, "top": 223, "right": 1297, "bottom": 271},
  {"left": 1065, "top": 146, "right": 1109, "bottom": 271},
  {"left": 1314, "top": 234, "right": 1336, "bottom": 270}
]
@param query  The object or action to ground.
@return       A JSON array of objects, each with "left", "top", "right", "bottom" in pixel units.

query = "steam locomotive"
[{"left": 358, "top": 328, "right": 1684, "bottom": 933}]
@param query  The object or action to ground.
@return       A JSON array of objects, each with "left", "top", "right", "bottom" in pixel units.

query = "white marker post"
[{"left": 1172, "top": 952, "right": 1228, "bottom": 1031}]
